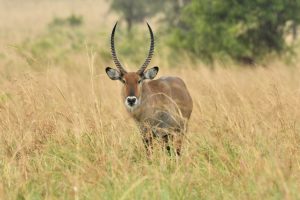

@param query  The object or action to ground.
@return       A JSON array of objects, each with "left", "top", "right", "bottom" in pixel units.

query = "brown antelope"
[{"left": 105, "top": 22, "right": 193, "bottom": 156}]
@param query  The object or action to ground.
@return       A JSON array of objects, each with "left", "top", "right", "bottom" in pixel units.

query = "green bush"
[
  {"left": 49, "top": 14, "right": 83, "bottom": 28},
  {"left": 15, "top": 17, "right": 86, "bottom": 70},
  {"left": 169, "top": 0, "right": 300, "bottom": 64}
]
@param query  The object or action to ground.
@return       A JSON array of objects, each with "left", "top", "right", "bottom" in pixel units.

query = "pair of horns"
[{"left": 110, "top": 22, "right": 154, "bottom": 75}]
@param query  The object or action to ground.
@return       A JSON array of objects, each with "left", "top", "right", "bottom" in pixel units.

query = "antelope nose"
[{"left": 127, "top": 96, "right": 137, "bottom": 106}]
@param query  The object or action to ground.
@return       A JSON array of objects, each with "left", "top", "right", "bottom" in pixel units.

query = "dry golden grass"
[
  {"left": 0, "top": 0, "right": 300, "bottom": 199},
  {"left": 1, "top": 58, "right": 300, "bottom": 199}
]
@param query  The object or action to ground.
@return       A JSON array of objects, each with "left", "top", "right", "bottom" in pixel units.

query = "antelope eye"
[
  {"left": 121, "top": 79, "right": 126, "bottom": 84},
  {"left": 138, "top": 79, "right": 142, "bottom": 84}
]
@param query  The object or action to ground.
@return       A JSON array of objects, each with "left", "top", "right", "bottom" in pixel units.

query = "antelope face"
[
  {"left": 105, "top": 67, "right": 159, "bottom": 111},
  {"left": 105, "top": 21, "right": 158, "bottom": 112}
]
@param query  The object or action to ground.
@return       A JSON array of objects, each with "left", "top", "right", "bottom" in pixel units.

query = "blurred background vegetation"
[
  {"left": 110, "top": 0, "right": 300, "bottom": 65},
  {"left": 1, "top": 0, "right": 300, "bottom": 71}
]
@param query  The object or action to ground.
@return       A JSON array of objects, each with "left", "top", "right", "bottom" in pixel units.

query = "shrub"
[{"left": 169, "top": 0, "right": 300, "bottom": 64}]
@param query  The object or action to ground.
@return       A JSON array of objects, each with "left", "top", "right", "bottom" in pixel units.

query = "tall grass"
[
  {"left": 1, "top": 56, "right": 300, "bottom": 199},
  {"left": 0, "top": 0, "right": 300, "bottom": 199}
]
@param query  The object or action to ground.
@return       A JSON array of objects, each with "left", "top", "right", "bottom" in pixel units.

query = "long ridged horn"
[
  {"left": 111, "top": 22, "right": 127, "bottom": 74},
  {"left": 137, "top": 22, "right": 154, "bottom": 74}
]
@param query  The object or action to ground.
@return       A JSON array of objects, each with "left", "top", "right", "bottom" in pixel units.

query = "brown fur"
[{"left": 121, "top": 72, "right": 193, "bottom": 156}]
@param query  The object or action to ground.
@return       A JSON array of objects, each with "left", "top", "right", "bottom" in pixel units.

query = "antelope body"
[{"left": 105, "top": 22, "right": 193, "bottom": 155}]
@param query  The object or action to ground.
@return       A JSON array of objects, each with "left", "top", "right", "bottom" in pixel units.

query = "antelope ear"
[
  {"left": 105, "top": 67, "right": 121, "bottom": 80},
  {"left": 143, "top": 66, "right": 159, "bottom": 80}
]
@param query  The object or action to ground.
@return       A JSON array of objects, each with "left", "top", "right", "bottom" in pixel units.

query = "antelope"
[{"left": 105, "top": 22, "right": 193, "bottom": 156}]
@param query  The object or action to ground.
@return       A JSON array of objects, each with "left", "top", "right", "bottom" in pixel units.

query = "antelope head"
[{"left": 105, "top": 22, "right": 159, "bottom": 111}]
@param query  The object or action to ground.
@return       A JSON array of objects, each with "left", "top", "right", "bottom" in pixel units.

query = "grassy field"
[{"left": 1, "top": 1, "right": 300, "bottom": 199}]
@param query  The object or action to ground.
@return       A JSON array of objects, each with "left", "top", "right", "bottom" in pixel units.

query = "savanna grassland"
[{"left": 0, "top": 0, "right": 300, "bottom": 199}]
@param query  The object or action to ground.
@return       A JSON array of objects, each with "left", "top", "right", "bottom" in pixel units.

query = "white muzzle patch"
[{"left": 125, "top": 96, "right": 139, "bottom": 112}]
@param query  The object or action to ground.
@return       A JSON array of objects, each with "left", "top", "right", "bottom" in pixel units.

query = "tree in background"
[
  {"left": 170, "top": 0, "right": 300, "bottom": 64},
  {"left": 109, "top": 0, "right": 163, "bottom": 33},
  {"left": 161, "top": 0, "right": 190, "bottom": 27}
]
